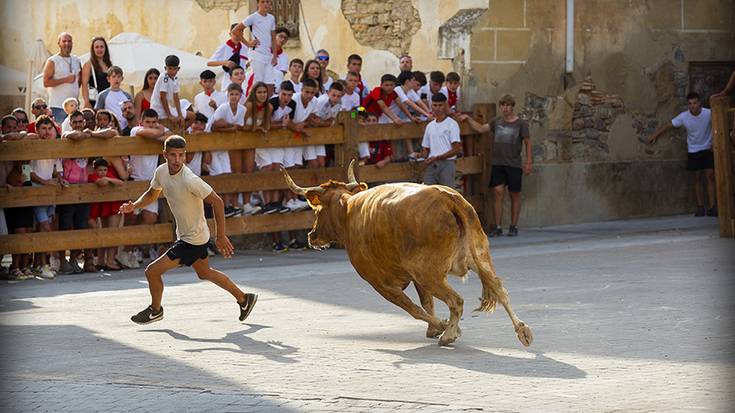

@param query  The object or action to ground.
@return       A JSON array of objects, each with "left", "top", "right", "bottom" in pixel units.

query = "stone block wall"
[{"left": 466, "top": 0, "right": 734, "bottom": 226}]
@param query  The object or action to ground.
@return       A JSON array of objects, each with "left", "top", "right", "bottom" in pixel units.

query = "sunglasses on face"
[
  {"left": 317, "top": 55, "right": 329, "bottom": 61},
  {"left": 34, "top": 104, "right": 47, "bottom": 110}
]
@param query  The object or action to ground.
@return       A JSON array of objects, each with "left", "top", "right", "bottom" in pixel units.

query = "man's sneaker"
[
  {"left": 238, "top": 293, "right": 258, "bottom": 321},
  {"left": 58, "top": 258, "right": 74, "bottom": 274},
  {"left": 224, "top": 206, "right": 237, "bottom": 218},
  {"left": 507, "top": 225, "right": 519, "bottom": 237},
  {"left": 131, "top": 306, "right": 164, "bottom": 325},
  {"left": 287, "top": 198, "right": 310, "bottom": 212},
  {"left": 241, "top": 203, "right": 262, "bottom": 216},
  {"left": 36, "top": 265, "right": 56, "bottom": 280},
  {"left": 707, "top": 206, "right": 718, "bottom": 217},
  {"left": 488, "top": 225, "right": 503, "bottom": 237},
  {"left": 69, "top": 259, "right": 84, "bottom": 274},
  {"left": 262, "top": 202, "right": 280, "bottom": 215},
  {"left": 277, "top": 204, "right": 291, "bottom": 214},
  {"left": 288, "top": 239, "right": 307, "bottom": 251},
  {"left": 9, "top": 268, "right": 30, "bottom": 281},
  {"left": 694, "top": 206, "right": 706, "bottom": 217},
  {"left": 272, "top": 242, "right": 288, "bottom": 253}
]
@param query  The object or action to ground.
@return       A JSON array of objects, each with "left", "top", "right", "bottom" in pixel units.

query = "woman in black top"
[{"left": 81, "top": 36, "right": 112, "bottom": 109}]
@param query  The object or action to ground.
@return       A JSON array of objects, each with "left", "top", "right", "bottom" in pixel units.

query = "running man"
[{"left": 120, "top": 135, "right": 257, "bottom": 324}]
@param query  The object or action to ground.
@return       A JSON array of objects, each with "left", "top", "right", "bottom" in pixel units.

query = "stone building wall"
[{"left": 467, "top": 0, "right": 735, "bottom": 226}]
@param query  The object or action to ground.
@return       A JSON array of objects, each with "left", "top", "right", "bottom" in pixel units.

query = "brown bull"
[{"left": 282, "top": 161, "right": 533, "bottom": 347}]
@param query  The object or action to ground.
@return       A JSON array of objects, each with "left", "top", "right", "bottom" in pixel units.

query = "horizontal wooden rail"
[
  {"left": 0, "top": 156, "right": 482, "bottom": 208},
  {"left": 1, "top": 120, "right": 480, "bottom": 162},
  {"left": 0, "top": 127, "right": 344, "bottom": 161},
  {"left": 355, "top": 121, "right": 478, "bottom": 142},
  {"left": 0, "top": 211, "right": 316, "bottom": 255}
]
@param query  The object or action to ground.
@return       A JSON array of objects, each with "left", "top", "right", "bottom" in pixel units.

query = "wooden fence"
[
  {"left": 711, "top": 96, "right": 735, "bottom": 238},
  {"left": 0, "top": 104, "right": 496, "bottom": 254}
]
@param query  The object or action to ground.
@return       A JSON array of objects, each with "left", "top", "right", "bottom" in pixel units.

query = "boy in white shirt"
[
  {"left": 284, "top": 58, "right": 303, "bottom": 94},
  {"left": 416, "top": 93, "right": 461, "bottom": 188},
  {"left": 206, "top": 83, "right": 247, "bottom": 217},
  {"left": 123, "top": 135, "right": 258, "bottom": 325},
  {"left": 194, "top": 70, "right": 227, "bottom": 119},
  {"left": 150, "top": 55, "right": 184, "bottom": 129},
  {"left": 419, "top": 71, "right": 449, "bottom": 111},
  {"left": 293, "top": 79, "right": 320, "bottom": 169},
  {"left": 185, "top": 113, "right": 209, "bottom": 176},
  {"left": 95, "top": 66, "right": 132, "bottom": 129},
  {"left": 343, "top": 54, "right": 369, "bottom": 100},
  {"left": 129, "top": 109, "right": 171, "bottom": 221},
  {"left": 233, "top": 0, "right": 277, "bottom": 93},
  {"left": 313, "top": 82, "right": 344, "bottom": 126}
]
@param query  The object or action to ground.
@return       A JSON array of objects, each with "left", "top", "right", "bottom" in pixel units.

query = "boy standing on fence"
[
  {"left": 234, "top": 0, "right": 276, "bottom": 94},
  {"left": 121, "top": 135, "right": 258, "bottom": 325},
  {"left": 151, "top": 55, "right": 185, "bottom": 130}
]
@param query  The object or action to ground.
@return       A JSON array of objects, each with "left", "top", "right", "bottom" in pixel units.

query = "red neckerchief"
[
  {"left": 256, "top": 103, "right": 265, "bottom": 111},
  {"left": 275, "top": 46, "right": 283, "bottom": 56},
  {"left": 205, "top": 90, "right": 213, "bottom": 97},
  {"left": 226, "top": 39, "right": 247, "bottom": 61}
]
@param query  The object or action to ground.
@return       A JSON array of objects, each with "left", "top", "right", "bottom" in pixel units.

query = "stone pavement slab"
[{"left": 1, "top": 215, "right": 733, "bottom": 412}]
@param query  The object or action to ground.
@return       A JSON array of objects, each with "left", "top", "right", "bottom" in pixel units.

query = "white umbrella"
[
  {"left": 30, "top": 39, "right": 51, "bottom": 75},
  {"left": 0, "top": 65, "right": 27, "bottom": 96}
]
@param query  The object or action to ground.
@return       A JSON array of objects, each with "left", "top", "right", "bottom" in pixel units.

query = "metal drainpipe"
[{"left": 566, "top": 0, "right": 574, "bottom": 74}]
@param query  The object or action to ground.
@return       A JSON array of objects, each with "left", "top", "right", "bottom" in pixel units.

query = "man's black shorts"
[
  {"left": 489, "top": 165, "right": 523, "bottom": 193},
  {"left": 687, "top": 149, "right": 714, "bottom": 171},
  {"left": 165, "top": 240, "right": 208, "bottom": 266}
]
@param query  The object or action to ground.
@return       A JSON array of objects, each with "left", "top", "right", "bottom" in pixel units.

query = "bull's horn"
[
  {"left": 281, "top": 166, "right": 306, "bottom": 195},
  {"left": 347, "top": 159, "right": 358, "bottom": 184},
  {"left": 280, "top": 166, "right": 325, "bottom": 195}
]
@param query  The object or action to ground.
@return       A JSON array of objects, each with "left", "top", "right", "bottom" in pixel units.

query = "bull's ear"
[
  {"left": 304, "top": 190, "right": 322, "bottom": 208},
  {"left": 358, "top": 183, "right": 368, "bottom": 191}
]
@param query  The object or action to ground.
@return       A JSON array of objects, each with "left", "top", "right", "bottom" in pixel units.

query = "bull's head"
[{"left": 281, "top": 160, "right": 368, "bottom": 250}]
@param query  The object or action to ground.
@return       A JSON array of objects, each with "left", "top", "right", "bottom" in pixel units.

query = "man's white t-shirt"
[
  {"left": 313, "top": 94, "right": 342, "bottom": 120},
  {"left": 129, "top": 126, "right": 165, "bottom": 180},
  {"left": 672, "top": 108, "right": 712, "bottom": 153},
  {"left": 150, "top": 164, "right": 213, "bottom": 246},
  {"left": 243, "top": 12, "right": 276, "bottom": 61},
  {"left": 421, "top": 117, "right": 461, "bottom": 160},
  {"left": 275, "top": 52, "right": 289, "bottom": 73},
  {"left": 31, "top": 158, "right": 63, "bottom": 185},
  {"left": 341, "top": 90, "right": 360, "bottom": 111},
  {"left": 150, "top": 74, "right": 181, "bottom": 119},
  {"left": 206, "top": 102, "right": 246, "bottom": 175},
  {"left": 194, "top": 90, "right": 227, "bottom": 120},
  {"left": 293, "top": 93, "right": 317, "bottom": 123}
]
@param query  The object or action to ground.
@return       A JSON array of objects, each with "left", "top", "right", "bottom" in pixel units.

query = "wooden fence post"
[
  {"left": 338, "top": 110, "right": 360, "bottom": 179},
  {"left": 473, "top": 103, "right": 495, "bottom": 231},
  {"left": 710, "top": 95, "right": 734, "bottom": 238}
]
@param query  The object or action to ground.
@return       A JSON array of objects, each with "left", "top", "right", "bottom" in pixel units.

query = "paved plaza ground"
[{"left": 1, "top": 215, "right": 733, "bottom": 412}]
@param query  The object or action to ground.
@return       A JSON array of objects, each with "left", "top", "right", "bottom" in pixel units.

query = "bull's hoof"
[
  {"left": 438, "top": 325, "right": 461, "bottom": 347},
  {"left": 516, "top": 322, "right": 533, "bottom": 347},
  {"left": 426, "top": 319, "right": 448, "bottom": 338}
]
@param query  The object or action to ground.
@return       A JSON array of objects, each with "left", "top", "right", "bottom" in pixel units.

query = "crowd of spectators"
[{"left": 2, "top": 0, "right": 524, "bottom": 281}]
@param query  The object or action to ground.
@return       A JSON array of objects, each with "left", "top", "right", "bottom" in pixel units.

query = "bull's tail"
[{"left": 450, "top": 194, "right": 533, "bottom": 346}]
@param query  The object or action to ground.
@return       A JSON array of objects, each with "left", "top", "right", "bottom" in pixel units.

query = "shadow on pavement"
[
  {"left": 0, "top": 324, "right": 296, "bottom": 412},
  {"left": 143, "top": 324, "right": 300, "bottom": 364},
  {"left": 374, "top": 345, "right": 586, "bottom": 379}
]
